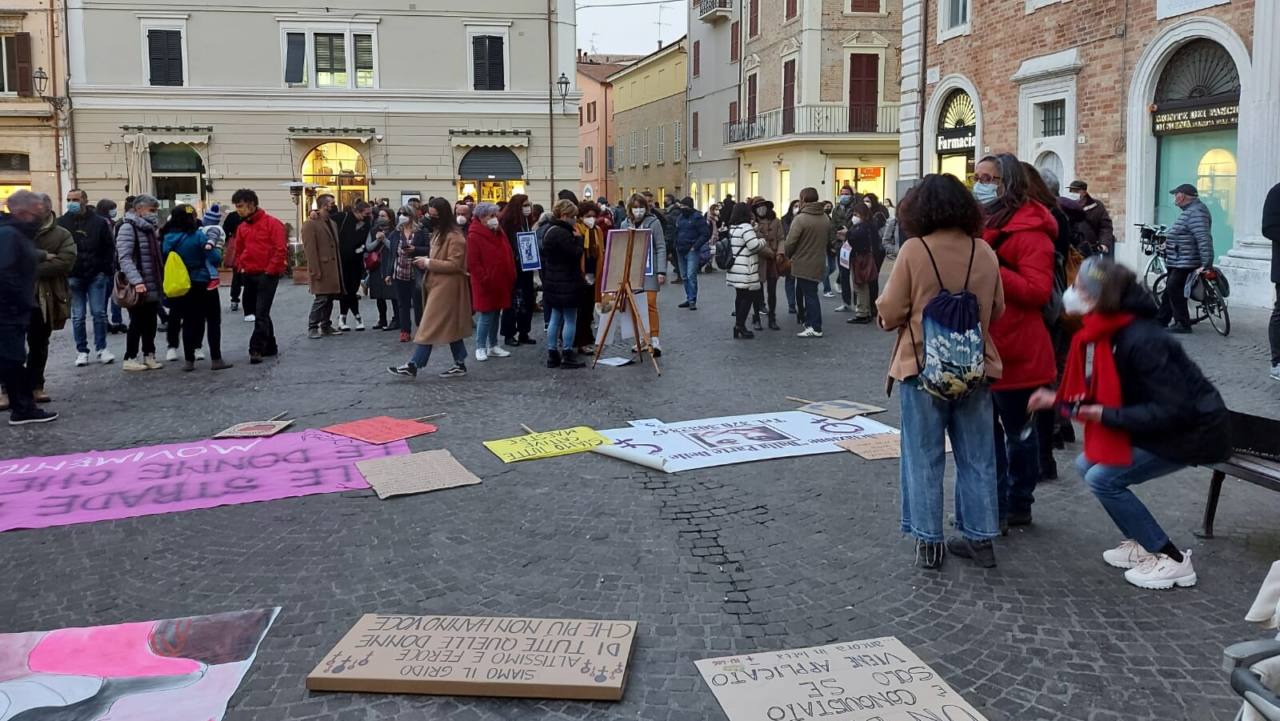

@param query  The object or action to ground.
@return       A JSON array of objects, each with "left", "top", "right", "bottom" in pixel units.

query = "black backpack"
[{"left": 714, "top": 235, "right": 734, "bottom": 270}]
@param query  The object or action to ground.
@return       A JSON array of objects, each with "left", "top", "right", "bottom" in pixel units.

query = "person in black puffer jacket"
[
  {"left": 1029, "top": 256, "right": 1229, "bottom": 592},
  {"left": 540, "top": 200, "right": 586, "bottom": 369}
]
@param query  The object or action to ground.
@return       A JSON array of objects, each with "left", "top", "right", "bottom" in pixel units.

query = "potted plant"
[{"left": 290, "top": 241, "right": 309, "bottom": 285}]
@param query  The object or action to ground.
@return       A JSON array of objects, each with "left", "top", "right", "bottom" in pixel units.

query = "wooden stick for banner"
[
  {"left": 413, "top": 413, "right": 446, "bottom": 422},
  {"left": 785, "top": 397, "right": 815, "bottom": 405},
  {"left": 267, "top": 411, "right": 290, "bottom": 422}
]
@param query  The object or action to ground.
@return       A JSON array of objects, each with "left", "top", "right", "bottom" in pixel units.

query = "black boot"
[
  {"left": 546, "top": 350, "right": 562, "bottom": 368},
  {"left": 768, "top": 313, "right": 780, "bottom": 330},
  {"left": 733, "top": 326, "right": 755, "bottom": 339},
  {"left": 560, "top": 349, "right": 586, "bottom": 369},
  {"left": 946, "top": 537, "right": 997, "bottom": 568}
]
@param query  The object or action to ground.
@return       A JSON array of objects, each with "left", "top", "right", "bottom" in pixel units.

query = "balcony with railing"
[
  {"left": 724, "top": 104, "right": 900, "bottom": 146},
  {"left": 698, "top": 0, "right": 733, "bottom": 22}
]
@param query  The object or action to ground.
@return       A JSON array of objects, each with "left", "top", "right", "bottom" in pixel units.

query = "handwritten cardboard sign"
[
  {"left": 798, "top": 399, "right": 887, "bottom": 420},
  {"left": 483, "top": 427, "right": 610, "bottom": 463},
  {"left": 307, "top": 614, "right": 638, "bottom": 701},
  {"left": 356, "top": 450, "right": 482, "bottom": 499},
  {"left": 324, "top": 417, "right": 439, "bottom": 445},
  {"left": 836, "top": 433, "right": 950, "bottom": 460},
  {"left": 695, "top": 637, "right": 988, "bottom": 721},
  {"left": 214, "top": 420, "right": 294, "bottom": 438}
]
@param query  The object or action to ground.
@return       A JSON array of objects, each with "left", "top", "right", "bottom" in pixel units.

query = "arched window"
[{"left": 1156, "top": 39, "right": 1240, "bottom": 104}]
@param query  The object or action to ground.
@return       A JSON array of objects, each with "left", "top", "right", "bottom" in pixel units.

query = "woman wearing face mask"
[
  {"left": 619, "top": 193, "right": 668, "bottom": 356},
  {"left": 726, "top": 202, "right": 772, "bottom": 339},
  {"left": 498, "top": 193, "right": 537, "bottom": 347},
  {"left": 364, "top": 207, "right": 398, "bottom": 331},
  {"left": 750, "top": 197, "right": 783, "bottom": 331},
  {"left": 1027, "top": 257, "right": 1229, "bottom": 589},
  {"left": 574, "top": 202, "right": 605, "bottom": 353},
  {"left": 389, "top": 207, "right": 420, "bottom": 342},
  {"left": 974, "top": 153, "right": 1059, "bottom": 534},
  {"left": 115, "top": 194, "right": 165, "bottom": 371},
  {"left": 782, "top": 199, "right": 802, "bottom": 316},
  {"left": 845, "top": 202, "right": 880, "bottom": 324},
  {"left": 467, "top": 202, "right": 515, "bottom": 361},
  {"left": 540, "top": 200, "right": 587, "bottom": 369}
]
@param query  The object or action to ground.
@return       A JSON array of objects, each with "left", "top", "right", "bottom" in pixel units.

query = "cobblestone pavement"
[{"left": 1, "top": 267, "right": 1277, "bottom": 721}]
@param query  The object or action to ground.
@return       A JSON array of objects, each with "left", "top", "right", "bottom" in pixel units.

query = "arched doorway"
[
  {"left": 457, "top": 147, "right": 524, "bottom": 204},
  {"left": 1151, "top": 39, "right": 1241, "bottom": 260},
  {"left": 936, "top": 89, "right": 978, "bottom": 183},
  {"left": 151, "top": 144, "right": 206, "bottom": 221},
  {"left": 1035, "top": 150, "right": 1064, "bottom": 186},
  {"left": 301, "top": 142, "right": 368, "bottom": 210}
]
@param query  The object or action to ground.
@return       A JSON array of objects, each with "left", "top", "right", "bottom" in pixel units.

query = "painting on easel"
[
  {"left": 594, "top": 229, "right": 660, "bottom": 375},
  {"left": 600, "top": 229, "right": 652, "bottom": 291}
]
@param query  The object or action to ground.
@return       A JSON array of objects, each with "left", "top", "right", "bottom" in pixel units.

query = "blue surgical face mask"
[
  {"left": 973, "top": 182, "right": 999, "bottom": 205},
  {"left": 65, "top": 201, "right": 82, "bottom": 214},
  {"left": 838, "top": 195, "right": 852, "bottom": 205}
]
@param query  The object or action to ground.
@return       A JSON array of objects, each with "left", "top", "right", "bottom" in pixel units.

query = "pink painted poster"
[
  {"left": 0, "top": 608, "right": 278, "bottom": 721},
  {"left": 0, "top": 430, "right": 409, "bottom": 532}
]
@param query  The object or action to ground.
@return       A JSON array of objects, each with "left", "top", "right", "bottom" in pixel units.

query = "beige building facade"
[
  {"left": 0, "top": 3, "right": 68, "bottom": 204},
  {"left": 66, "top": 0, "right": 579, "bottom": 234},
  {"left": 577, "top": 53, "right": 637, "bottom": 205},
  {"left": 609, "top": 39, "right": 687, "bottom": 204}
]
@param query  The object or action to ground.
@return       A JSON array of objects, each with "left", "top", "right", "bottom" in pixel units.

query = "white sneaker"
[
  {"left": 1102, "top": 539, "right": 1156, "bottom": 569},
  {"left": 833, "top": 304, "right": 850, "bottom": 313},
  {"left": 354, "top": 316, "right": 365, "bottom": 331},
  {"left": 195, "top": 348, "right": 206, "bottom": 361},
  {"left": 122, "top": 358, "right": 147, "bottom": 372},
  {"left": 165, "top": 348, "right": 179, "bottom": 362},
  {"left": 823, "top": 291, "right": 836, "bottom": 298},
  {"left": 338, "top": 315, "right": 350, "bottom": 331},
  {"left": 475, "top": 348, "right": 489, "bottom": 362},
  {"left": 1271, "top": 364, "right": 1280, "bottom": 382},
  {"left": 487, "top": 346, "right": 511, "bottom": 358},
  {"left": 244, "top": 314, "right": 256, "bottom": 323},
  {"left": 797, "top": 327, "right": 824, "bottom": 338},
  {"left": 74, "top": 352, "right": 89, "bottom": 367},
  {"left": 1123, "top": 550, "right": 1197, "bottom": 590},
  {"left": 97, "top": 349, "right": 115, "bottom": 365}
]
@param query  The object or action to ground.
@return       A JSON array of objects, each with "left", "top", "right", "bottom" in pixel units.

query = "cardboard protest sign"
[
  {"left": 214, "top": 420, "right": 294, "bottom": 438},
  {"left": 307, "top": 614, "right": 637, "bottom": 701},
  {"left": 0, "top": 431, "right": 407, "bottom": 532},
  {"left": 517, "top": 231, "right": 540, "bottom": 271},
  {"left": 594, "top": 412, "right": 897, "bottom": 473},
  {"left": 0, "top": 608, "right": 279, "bottom": 721},
  {"left": 324, "top": 416, "right": 439, "bottom": 445},
  {"left": 695, "top": 637, "right": 989, "bottom": 721},
  {"left": 356, "top": 450, "right": 482, "bottom": 499},
  {"left": 837, "top": 433, "right": 951, "bottom": 460},
  {"left": 483, "top": 427, "right": 611, "bottom": 463},
  {"left": 797, "top": 399, "right": 886, "bottom": 420}
]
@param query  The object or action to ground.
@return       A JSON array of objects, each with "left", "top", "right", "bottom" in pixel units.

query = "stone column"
[
  {"left": 897, "top": 0, "right": 925, "bottom": 190},
  {"left": 1219, "top": 3, "right": 1279, "bottom": 308}
]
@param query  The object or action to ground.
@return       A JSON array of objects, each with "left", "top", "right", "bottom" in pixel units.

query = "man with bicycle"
[{"left": 1157, "top": 184, "right": 1214, "bottom": 334}]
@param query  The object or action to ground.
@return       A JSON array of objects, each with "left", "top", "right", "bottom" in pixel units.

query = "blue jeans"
[
  {"left": 678, "top": 247, "right": 700, "bottom": 303},
  {"left": 993, "top": 387, "right": 1040, "bottom": 520},
  {"left": 784, "top": 276, "right": 797, "bottom": 311},
  {"left": 1076, "top": 450, "right": 1184, "bottom": 553},
  {"left": 796, "top": 278, "right": 821, "bottom": 332},
  {"left": 475, "top": 310, "right": 500, "bottom": 350},
  {"left": 900, "top": 379, "right": 1000, "bottom": 542},
  {"left": 68, "top": 274, "right": 109, "bottom": 352},
  {"left": 823, "top": 253, "right": 836, "bottom": 293},
  {"left": 410, "top": 339, "right": 467, "bottom": 368},
  {"left": 546, "top": 306, "right": 578, "bottom": 351}
]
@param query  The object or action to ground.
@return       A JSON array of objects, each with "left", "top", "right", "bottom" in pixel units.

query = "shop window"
[
  {"left": 0, "top": 33, "right": 33, "bottom": 95},
  {"left": 1037, "top": 99, "right": 1065, "bottom": 137}
]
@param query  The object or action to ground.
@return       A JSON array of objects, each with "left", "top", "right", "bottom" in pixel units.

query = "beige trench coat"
[
  {"left": 300, "top": 216, "right": 343, "bottom": 296},
  {"left": 414, "top": 228, "right": 474, "bottom": 345}
]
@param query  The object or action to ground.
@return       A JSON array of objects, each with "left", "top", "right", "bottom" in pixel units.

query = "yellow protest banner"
[{"left": 483, "top": 427, "right": 611, "bottom": 463}]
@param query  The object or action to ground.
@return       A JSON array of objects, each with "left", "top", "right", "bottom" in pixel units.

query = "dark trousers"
[
  {"left": 339, "top": 263, "right": 363, "bottom": 317},
  {"left": 1271, "top": 283, "right": 1280, "bottom": 366},
  {"left": 0, "top": 326, "right": 35, "bottom": 417},
  {"left": 240, "top": 273, "right": 257, "bottom": 317},
  {"left": 25, "top": 310, "right": 51, "bottom": 390},
  {"left": 243, "top": 273, "right": 279, "bottom": 356},
  {"left": 838, "top": 266, "right": 852, "bottom": 305},
  {"left": 993, "top": 387, "right": 1040, "bottom": 520},
  {"left": 308, "top": 294, "right": 338, "bottom": 331},
  {"left": 734, "top": 288, "right": 761, "bottom": 329},
  {"left": 796, "top": 278, "right": 822, "bottom": 332},
  {"left": 375, "top": 299, "right": 389, "bottom": 325},
  {"left": 125, "top": 301, "right": 159, "bottom": 359},
  {"left": 229, "top": 269, "right": 244, "bottom": 304},
  {"left": 394, "top": 279, "right": 415, "bottom": 333},
  {"left": 176, "top": 285, "right": 222, "bottom": 361},
  {"left": 165, "top": 299, "right": 183, "bottom": 351},
  {"left": 1157, "top": 266, "right": 1194, "bottom": 328},
  {"left": 576, "top": 285, "right": 596, "bottom": 348},
  {"left": 764, "top": 277, "right": 778, "bottom": 317},
  {"left": 501, "top": 272, "right": 536, "bottom": 340}
]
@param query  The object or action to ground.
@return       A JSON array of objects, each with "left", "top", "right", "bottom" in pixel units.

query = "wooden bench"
[{"left": 1195, "top": 411, "right": 1280, "bottom": 539}]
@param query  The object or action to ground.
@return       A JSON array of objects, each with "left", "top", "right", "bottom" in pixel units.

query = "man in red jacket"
[{"left": 231, "top": 189, "right": 287, "bottom": 364}]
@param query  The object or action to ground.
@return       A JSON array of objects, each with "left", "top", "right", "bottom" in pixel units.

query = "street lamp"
[
  {"left": 556, "top": 72, "right": 570, "bottom": 112},
  {"left": 31, "top": 67, "right": 67, "bottom": 112}
]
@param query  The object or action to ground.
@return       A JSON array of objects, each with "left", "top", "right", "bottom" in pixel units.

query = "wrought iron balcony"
[
  {"left": 724, "top": 104, "right": 900, "bottom": 145},
  {"left": 698, "top": 0, "right": 733, "bottom": 22}
]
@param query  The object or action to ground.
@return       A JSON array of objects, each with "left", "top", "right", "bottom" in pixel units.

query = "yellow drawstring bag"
[{"left": 163, "top": 252, "right": 191, "bottom": 298}]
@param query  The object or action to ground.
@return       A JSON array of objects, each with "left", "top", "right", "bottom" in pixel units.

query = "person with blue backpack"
[{"left": 877, "top": 174, "right": 1006, "bottom": 570}]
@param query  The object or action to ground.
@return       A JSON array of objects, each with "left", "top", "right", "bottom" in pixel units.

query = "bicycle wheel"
[
  {"left": 1143, "top": 257, "right": 1163, "bottom": 290},
  {"left": 1151, "top": 273, "right": 1168, "bottom": 308},
  {"left": 1204, "top": 286, "right": 1231, "bottom": 336}
]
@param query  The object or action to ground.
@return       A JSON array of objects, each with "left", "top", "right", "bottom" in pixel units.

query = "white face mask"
[
  {"left": 755, "top": 207, "right": 767, "bottom": 218},
  {"left": 1067, "top": 192, "right": 1082, "bottom": 203},
  {"left": 1062, "top": 286, "right": 1094, "bottom": 316},
  {"left": 397, "top": 214, "right": 411, "bottom": 226},
  {"left": 850, "top": 217, "right": 862, "bottom": 225},
  {"left": 583, "top": 217, "right": 596, "bottom": 229},
  {"left": 521, "top": 206, "right": 532, "bottom": 216},
  {"left": 485, "top": 217, "right": 500, "bottom": 230},
  {"left": 630, "top": 207, "right": 646, "bottom": 220},
  {"left": 456, "top": 215, "right": 467, "bottom": 225}
]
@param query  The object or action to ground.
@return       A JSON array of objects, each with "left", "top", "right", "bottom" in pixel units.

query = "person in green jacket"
[{"left": 29, "top": 193, "right": 76, "bottom": 404}]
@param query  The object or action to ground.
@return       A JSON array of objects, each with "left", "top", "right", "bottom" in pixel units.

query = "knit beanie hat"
[{"left": 202, "top": 203, "right": 222, "bottom": 227}]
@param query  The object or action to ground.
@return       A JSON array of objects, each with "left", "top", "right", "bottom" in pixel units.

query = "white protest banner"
[
  {"left": 695, "top": 637, "right": 989, "bottom": 721},
  {"left": 594, "top": 412, "right": 897, "bottom": 473}
]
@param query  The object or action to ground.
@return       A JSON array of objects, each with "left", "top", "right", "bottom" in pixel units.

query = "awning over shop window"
[
  {"left": 148, "top": 133, "right": 210, "bottom": 146},
  {"left": 457, "top": 147, "right": 523, "bottom": 181},
  {"left": 450, "top": 129, "right": 530, "bottom": 148},
  {"left": 288, "top": 127, "right": 375, "bottom": 144}
]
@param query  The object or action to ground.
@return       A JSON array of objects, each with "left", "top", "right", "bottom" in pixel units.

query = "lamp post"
[
  {"left": 556, "top": 72, "right": 570, "bottom": 112},
  {"left": 31, "top": 67, "right": 67, "bottom": 113}
]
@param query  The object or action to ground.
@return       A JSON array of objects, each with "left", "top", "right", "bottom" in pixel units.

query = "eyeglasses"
[{"left": 975, "top": 173, "right": 1001, "bottom": 184}]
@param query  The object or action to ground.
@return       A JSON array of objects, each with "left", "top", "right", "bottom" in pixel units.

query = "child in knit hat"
[
  {"left": 203, "top": 225, "right": 226, "bottom": 290},
  {"left": 201, "top": 203, "right": 222, "bottom": 228}
]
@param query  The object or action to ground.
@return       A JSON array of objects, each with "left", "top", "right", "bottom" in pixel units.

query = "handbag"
[
  {"left": 364, "top": 248, "right": 381, "bottom": 271},
  {"left": 111, "top": 223, "right": 142, "bottom": 308},
  {"left": 852, "top": 253, "right": 878, "bottom": 285}
]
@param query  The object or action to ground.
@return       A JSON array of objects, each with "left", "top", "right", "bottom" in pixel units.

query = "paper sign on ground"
[
  {"left": 0, "top": 431, "right": 408, "bottom": 532},
  {"left": 695, "top": 637, "right": 988, "bottom": 721},
  {"left": 597, "top": 356, "right": 636, "bottom": 367},
  {"left": 837, "top": 432, "right": 952, "bottom": 460},
  {"left": 307, "top": 614, "right": 637, "bottom": 701},
  {"left": 214, "top": 420, "right": 294, "bottom": 438},
  {"left": 798, "top": 399, "right": 887, "bottom": 420},
  {"left": 483, "top": 427, "right": 611, "bottom": 463},
  {"left": 0, "top": 608, "right": 278, "bottom": 721},
  {"left": 356, "top": 450, "right": 482, "bottom": 499},
  {"left": 627, "top": 418, "right": 665, "bottom": 428},
  {"left": 324, "top": 416, "right": 439, "bottom": 445},
  {"left": 594, "top": 412, "right": 897, "bottom": 473}
]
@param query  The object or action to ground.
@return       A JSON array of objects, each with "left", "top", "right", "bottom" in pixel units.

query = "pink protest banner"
[{"left": 0, "top": 430, "right": 409, "bottom": 532}]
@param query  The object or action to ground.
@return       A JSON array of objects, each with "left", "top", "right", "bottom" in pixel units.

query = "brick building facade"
[{"left": 899, "top": 0, "right": 1278, "bottom": 308}]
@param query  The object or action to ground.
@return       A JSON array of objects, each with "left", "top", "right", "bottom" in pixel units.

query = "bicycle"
[
  {"left": 1151, "top": 267, "right": 1231, "bottom": 337},
  {"left": 1136, "top": 223, "right": 1168, "bottom": 291}
]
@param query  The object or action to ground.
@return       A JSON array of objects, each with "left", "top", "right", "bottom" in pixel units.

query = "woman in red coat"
[
  {"left": 975, "top": 153, "right": 1058, "bottom": 534},
  {"left": 467, "top": 202, "right": 516, "bottom": 362}
]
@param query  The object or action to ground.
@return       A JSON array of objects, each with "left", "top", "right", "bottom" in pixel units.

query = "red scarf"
[{"left": 1057, "top": 312, "right": 1135, "bottom": 465}]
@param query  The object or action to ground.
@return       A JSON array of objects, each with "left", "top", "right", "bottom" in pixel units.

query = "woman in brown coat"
[
  {"left": 750, "top": 197, "right": 783, "bottom": 330},
  {"left": 388, "top": 198, "right": 473, "bottom": 378}
]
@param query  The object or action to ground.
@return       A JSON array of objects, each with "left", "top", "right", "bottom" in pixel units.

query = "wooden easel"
[{"left": 593, "top": 229, "right": 661, "bottom": 375}]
